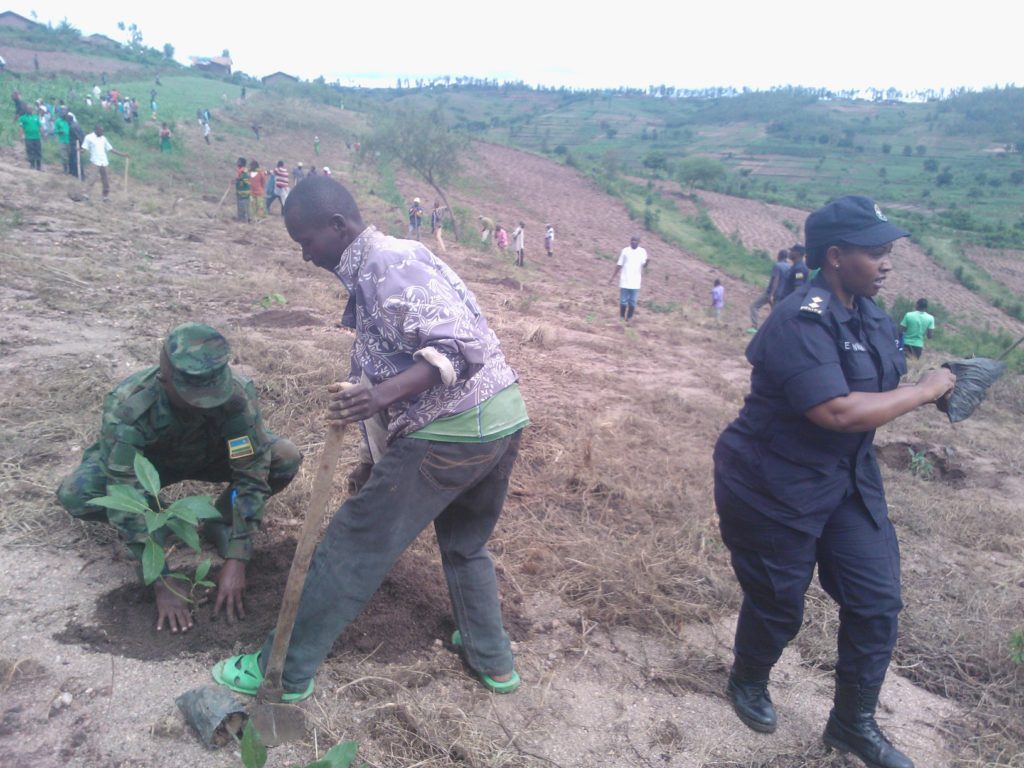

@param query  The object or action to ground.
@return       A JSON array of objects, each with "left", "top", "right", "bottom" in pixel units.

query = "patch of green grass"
[
  {"left": 643, "top": 298, "right": 679, "bottom": 314},
  {"left": 371, "top": 157, "right": 405, "bottom": 208}
]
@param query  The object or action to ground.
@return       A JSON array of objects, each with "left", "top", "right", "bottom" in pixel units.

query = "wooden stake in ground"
[
  {"left": 123, "top": 158, "right": 130, "bottom": 195},
  {"left": 214, "top": 183, "right": 233, "bottom": 216}
]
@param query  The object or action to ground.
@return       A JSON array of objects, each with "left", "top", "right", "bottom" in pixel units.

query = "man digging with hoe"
[{"left": 211, "top": 177, "right": 529, "bottom": 715}]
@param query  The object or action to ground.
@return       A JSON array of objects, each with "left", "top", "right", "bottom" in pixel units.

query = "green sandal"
[
  {"left": 211, "top": 652, "right": 314, "bottom": 702},
  {"left": 450, "top": 630, "right": 521, "bottom": 694}
]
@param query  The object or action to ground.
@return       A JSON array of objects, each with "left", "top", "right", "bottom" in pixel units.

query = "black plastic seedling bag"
[
  {"left": 176, "top": 685, "right": 247, "bottom": 748},
  {"left": 937, "top": 357, "right": 1007, "bottom": 423}
]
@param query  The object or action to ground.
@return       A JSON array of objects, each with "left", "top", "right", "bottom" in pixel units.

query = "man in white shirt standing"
[
  {"left": 81, "top": 125, "right": 128, "bottom": 201},
  {"left": 511, "top": 221, "right": 525, "bottom": 268},
  {"left": 610, "top": 235, "right": 649, "bottom": 322}
]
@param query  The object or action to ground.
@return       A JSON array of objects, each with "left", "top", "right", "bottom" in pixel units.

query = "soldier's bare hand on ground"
[
  {"left": 214, "top": 559, "right": 247, "bottom": 623},
  {"left": 326, "top": 382, "right": 374, "bottom": 425},
  {"left": 154, "top": 578, "right": 193, "bottom": 633}
]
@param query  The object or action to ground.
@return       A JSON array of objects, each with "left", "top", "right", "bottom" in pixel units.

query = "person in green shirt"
[
  {"left": 54, "top": 109, "right": 71, "bottom": 174},
  {"left": 899, "top": 298, "right": 936, "bottom": 359},
  {"left": 57, "top": 324, "right": 302, "bottom": 633},
  {"left": 235, "top": 156, "right": 251, "bottom": 223},
  {"left": 17, "top": 107, "right": 42, "bottom": 170}
]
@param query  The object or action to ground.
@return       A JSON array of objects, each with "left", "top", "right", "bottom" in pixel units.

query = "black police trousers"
[{"left": 715, "top": 477, "right": 902, "bottom": 688}]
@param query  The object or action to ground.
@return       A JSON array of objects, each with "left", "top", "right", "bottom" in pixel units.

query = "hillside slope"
[{"left": 1, "top": 89, "right": 1022, "bottom": 768}]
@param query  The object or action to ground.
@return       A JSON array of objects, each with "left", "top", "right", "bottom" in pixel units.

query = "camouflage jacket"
[{"left": 96, "top": 366, "right": 274, "bottom": 559}]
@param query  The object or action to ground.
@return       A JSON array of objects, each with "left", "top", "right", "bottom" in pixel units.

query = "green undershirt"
[{"left": 407, "top": 383, "right": 529, "bottom": 443}]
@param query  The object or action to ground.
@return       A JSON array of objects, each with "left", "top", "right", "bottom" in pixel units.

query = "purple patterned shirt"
[{"left": 334, "top": 226, "right": 519, "bottom": 442}]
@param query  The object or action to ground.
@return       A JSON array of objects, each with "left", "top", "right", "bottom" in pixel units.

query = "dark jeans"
[
  {"left": 261, "top": 431, "right": 522, "bottom": 691},
  {"left": 25, "top": 138, "right": 42, "bottom": 170},
  {"left": 716, "top": 478, "right": 902, "bottom": 687}
]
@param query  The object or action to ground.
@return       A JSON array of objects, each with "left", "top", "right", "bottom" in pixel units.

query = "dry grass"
[
  {"left": 492, "top": 389, "right": 737, "bottom": 641},
  {"left": 2, "top": 121, "right": 1024, "bottom": 768},
  {"left": 304, "top": 657, "right": 542, "bottom": 768},
  {"left": 522, "top": 324, "right": 559, "bottom": 349},
  {"left": 792, "top": 451, "right": 1024, "bottom": 766}
]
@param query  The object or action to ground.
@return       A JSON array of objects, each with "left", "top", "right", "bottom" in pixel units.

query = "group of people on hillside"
[
  {"left": 476, "top": 217, "right": 555, "bottom": 268},
  {"left": 407, "top": 198, "right": 452, "bottom": 254},
  {"left": 234, "top": 158, "right": 334, "bottom": 223},
  {"left": 86, "top": 84, "right": 141, "bottom": 122},
  {"left": 14, "top": 89, "right": 128, "bottom": 200}
]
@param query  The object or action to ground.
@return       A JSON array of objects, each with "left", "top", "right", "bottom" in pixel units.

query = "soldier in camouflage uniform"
[{"left": 57, "top": 323, "right": 302, "bottom": 633}]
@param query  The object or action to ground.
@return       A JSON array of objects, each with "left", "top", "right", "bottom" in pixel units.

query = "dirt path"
[{"left": 1, "top": 128, "right": 1021, "bottom": 768}]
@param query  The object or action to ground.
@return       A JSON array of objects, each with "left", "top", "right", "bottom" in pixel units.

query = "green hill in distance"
[{"left": 3, "top": 17, "right": 1022, "bottom": 359}]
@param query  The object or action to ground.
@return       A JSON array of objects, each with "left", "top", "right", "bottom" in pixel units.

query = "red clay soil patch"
[
  {"left": 53, "top": 538, "right": 525, "bottom": 664},
  {"left": 1, "top": 46, "right": 147, "bottom": 77},
  {"left": 965, "top": 245, "right": 1024, "bottom": 298},
  {"left": 244, "top": 308, "right": 326, "bottom": 328}
]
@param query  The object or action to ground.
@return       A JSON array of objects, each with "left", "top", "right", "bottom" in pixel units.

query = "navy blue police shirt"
[
  {"left": 780, "top": 259, "right": 810, "bottom": 299},
  {"left": 715, "top": 274, "right": 907, "bottom": 535}
]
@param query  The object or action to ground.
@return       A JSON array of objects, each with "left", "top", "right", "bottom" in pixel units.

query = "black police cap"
[{"left": 805, "top": 196, "right": 909, "bottom": 267}]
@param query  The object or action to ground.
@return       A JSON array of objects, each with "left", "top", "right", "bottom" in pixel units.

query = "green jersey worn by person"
[
  {"left": 57, "top": 323, "right": 302, "bottom": 633},
  {"left": 899, "top": 300, "right": 936, "bottom": 359}
]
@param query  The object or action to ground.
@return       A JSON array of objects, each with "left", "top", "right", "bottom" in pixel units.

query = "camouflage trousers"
[{"left": 56, "top": 437, "right": 301, "bottom": 550}]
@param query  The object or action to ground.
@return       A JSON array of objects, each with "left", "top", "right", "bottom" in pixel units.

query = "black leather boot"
[
  {"left": 823, "top": 682, "right": 914, "bottom": 768},
  {"left": 726, "top": 660, "right": 777, "bottom": 734}
]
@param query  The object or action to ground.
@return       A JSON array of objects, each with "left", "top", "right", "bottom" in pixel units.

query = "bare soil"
[
  {"left": 966, "top": 245, "right": 1024, "bottom": 298},
  {"left": 1, "top": 45, "right": 148, "bottom": 77},
  {"left": 0, "top": 84, "right": 1022, "bottom": 768}
]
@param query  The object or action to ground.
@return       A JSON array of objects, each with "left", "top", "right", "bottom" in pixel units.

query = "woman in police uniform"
[{"left": 713, "top": 196, "right": 955, "bottom": 768}]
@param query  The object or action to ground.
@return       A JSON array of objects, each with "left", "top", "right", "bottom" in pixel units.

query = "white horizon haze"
[{"left": 6, "top": 1, "right": 1022, "bottom": 93}]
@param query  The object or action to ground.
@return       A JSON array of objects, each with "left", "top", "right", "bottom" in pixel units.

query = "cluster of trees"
[
  {"left": 366, "top": 104, "right": 464, "bottom": 239},
  {"left": 387, "top": 78, "right": 1020, "bottom": 106}
]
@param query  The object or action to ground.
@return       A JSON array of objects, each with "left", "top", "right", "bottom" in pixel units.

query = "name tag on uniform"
[
  {"left": 227, "top": 436, "right": 255, "bottom": 459},
  {"left": 840, "top": 341, "right": 867, "bottom": 352}
]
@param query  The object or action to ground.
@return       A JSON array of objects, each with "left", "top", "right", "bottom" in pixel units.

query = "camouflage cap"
[{"left": 163, "top": 323, "right": 233, "bottom": 408}]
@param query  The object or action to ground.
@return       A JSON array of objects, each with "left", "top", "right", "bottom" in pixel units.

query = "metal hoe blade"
[{"left": 249, "top": 691, "right": 306, "bottom": 747}]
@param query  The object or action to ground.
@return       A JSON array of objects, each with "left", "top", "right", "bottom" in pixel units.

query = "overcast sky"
[{"left": 10, "top": 1, "right": 1023, "bottom": 93}]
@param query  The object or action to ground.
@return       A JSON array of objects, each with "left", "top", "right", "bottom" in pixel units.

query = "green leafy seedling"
[
  {"left": 907, "top": 447, "right": 935, "bottom": 480},
  {"left": 239, "top": 721, "right": 366, "bottom": 768},
  {"left": 240, "top": 721, "right": 268, "bottom": 768},
  {"left": 1010, "top": 630, "right": 1024, "bottom": 665},
  {"left": 257, "top": 292, "right": 287, "bottom": 310},
  {"left": 89, "top": 454, "right": 222, "bottom": 591}
]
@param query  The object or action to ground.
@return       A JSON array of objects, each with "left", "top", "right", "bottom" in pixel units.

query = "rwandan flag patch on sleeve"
[{"left": 227, "top": 436, "right": 255, "bottom": 460}]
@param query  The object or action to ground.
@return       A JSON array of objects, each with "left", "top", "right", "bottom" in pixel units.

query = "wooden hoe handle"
[{"left": 262, "top": 421, "right": 348, "bottom": 691}]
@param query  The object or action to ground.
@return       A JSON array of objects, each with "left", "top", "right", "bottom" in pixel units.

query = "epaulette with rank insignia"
[{"left": 799, "top": 288, "right": 830, "bottom": 317}]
